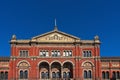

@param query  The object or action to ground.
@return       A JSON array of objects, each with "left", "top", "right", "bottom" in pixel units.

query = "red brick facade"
[{"left": 0, "top": 27, "right": 120, "bottom": 80}]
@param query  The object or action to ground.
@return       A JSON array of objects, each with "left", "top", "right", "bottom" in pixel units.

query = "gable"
[{"left": 32, "top": 30, "right": 80, "bottom": 43}]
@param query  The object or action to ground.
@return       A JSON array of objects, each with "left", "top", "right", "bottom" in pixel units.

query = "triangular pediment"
[{"left": 32, "top": 30, "right": 80, "bottom": 43}]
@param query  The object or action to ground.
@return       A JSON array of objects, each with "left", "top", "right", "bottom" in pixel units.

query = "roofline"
[
  {"left": 32, "top": 30, "right": 80, "bottom": 40},
  {"left": 101, "top": 56, "right": 120, "bottom": 59}
]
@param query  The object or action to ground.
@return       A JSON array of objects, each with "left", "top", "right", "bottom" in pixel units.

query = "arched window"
[
  {"left": 55, "top": 51, "right": 57, "bottom": 56},
  {"left": 41, "top": 72, "right": 45, "bottom": 79},
  {"left": 63, "top": 51, "right": 66, "bottom": 56},
  {"left": 84, "top": 70, "right": 87, "bottom": 79},
  {"left": 88, "top": 70, "right": 92, "bottom": 78},
  {"left": 117, "top": 71, "right": 120, "bottom": 79},
  {"left": 67, "top": 72, "right": 70, "bottom": 78},
  {"left": 56, "top": 72, "right": 60, "bottom": 78},
  {"left": 20, "top": 70, "right": 24, "bottom": 79},
  {"left": 66, "top": 51, "right": 69, "bottom": 56},
  {"left": 63, "top": 72, "right": 66, "bottom": 78},
  {"left": 89, "top": 51, "right": 92, "bottom": 57},
  {"left": 24, "top": 70, "right": 28, "bottom": 79},
  {"left": 87, "top": 51, "right": 89, "bottom": 57},
  {"left": 106, "top": 71, "right": 109, "bottom": 79},
  {"left": 5, "top": 72, "right": 8, "bottom": 79},
  {"left": 44, "top": 72, "right": 49, "bottom": 78},
  {"left": 1, "top": 72, "right": 4, "bottom": 79},
  {"left": 52, "top": 72, "right": 56, "bottom": 78},
  {"left": 83, "top": 51, "right": 86, "bottom": 57},
  {"left": 102, "top": 71, "right": 105, "bottom": 79},
  {"left": 112, "top": 71, "right": 116, "bottom": 79}
]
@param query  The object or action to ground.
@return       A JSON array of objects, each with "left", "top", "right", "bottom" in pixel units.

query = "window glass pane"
[
  {"left": 55, "top": 51, "right": 57, "bottom": 56},
  {"left": 106, "top": 72, "right": 109, "bottom": 79},
  {"left": 88, "top": 70, "right": 92, "bottom": 78},
  {"left": 45, "top": 72, "right": 49, "bottom": 78},
  {"left": 20, "top": 70, "right": 24, "bottom": 79},
  {"left": 58, "top": 51, "right": 60, "bottom": 56},
  {"left": 1, "top": 72, "right": 4, "bottom": 79},
  {"left": 112, "top": 72, "right": 116, "bottom": 79},
  {"left": 56, "top": 72, "right": 60, "bottom": 78},
  {"left": 66, "top": 51, "right": 69, "bottom": 56},
  {"left": 52, "top": 51, "right": 54, "bottom": 57},
  {"left": 5, "top": 72, "right": 8, "bottom": 79},
  {"left": 87, "top": 51, "right": 89, "bottom": 57},
  {"left": 84, "top": 71, "right": 87, "bottom": 78},
  {"left": 52, "top": 72, "right": 56, "bottom": 78},
  {"left": 24, "top": 70, "right": 28, "bottom": 79},
  {"left": 102, "top": 72, "right": 105, "bottom": 79},
  {"left": 41, "top": 72, "right": 44, "bottom": 79},
  {"left": 63, "top": 51, "right": 65, "bottom": 56},
  {"left": 117, "top": 71, "right": 119, "bottom": 79},
  {"left": 63, "top": 72, "right": 66, "bottom": 78},
  {"left": 26, "top": 51, "right": 28, "bottom": 57},
  {"left": 20, "top": 51, "right": 22, "bottom": 57},
  {"left": 67, "top": 72, "right": 70, "bottom": 78},
  {"left": 69, "top": 51, "right": 72, "bottom": 56},
  {"left": 89, "top": 51, "right": 92, "bottom": 57},
  {"left": 46, "top": 51, "right": 49, "bottom": 57}
]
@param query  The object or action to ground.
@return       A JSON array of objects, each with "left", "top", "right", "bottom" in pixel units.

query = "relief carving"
[
  {"left": 112, "top": 63, "right": 119, "bottom": 67},
  {"left": 83, "top": 62, "right": 92, "bottom": 67},
  {"left": 102, "top": 63, "right": 109, "bottom": 67},
  {"left": 37, "top": 33, "right": 75, "bottom": 42},
  {"left": 1, "top": 62, "right": 9, "bottom": 67},
  {"left": 18, "top": 62, "right": 29, "bottom": 68}
]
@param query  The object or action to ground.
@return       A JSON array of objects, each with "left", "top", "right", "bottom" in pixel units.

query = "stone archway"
[
  {"left": 63, "top": 62, "right": 73, "bottom": 79},
  {"left": 18, "top": 61, "right": 30, "bottom": 79},
  {"left": 51, "top": 62, "right": 61, "bottom": 78},
  {"left": 82, "top": 62, "right": 94, "bottom": 79},
  {"left": 39, "top": 62, "right": 49, "bottom": 79}
]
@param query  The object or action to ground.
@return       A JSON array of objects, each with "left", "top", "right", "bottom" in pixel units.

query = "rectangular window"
[
  {"left": 52, "top": 50, "right": 60, "bottom": 57},
  {"left": 83, "top": 50, "right": 92, "bottom": 57},
  {"left": 19, "top": 50, "right": 29, "bottom": 57},
  {"left": 40, "top": 50, "right": 49, "bottom": 57},
  {"left": 63, "top": 50, "right": 72, "bottom": 57}
]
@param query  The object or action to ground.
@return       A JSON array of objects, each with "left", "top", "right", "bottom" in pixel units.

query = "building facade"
[{"left": 0, "top": 26, "right": 120, "bottom": 80}]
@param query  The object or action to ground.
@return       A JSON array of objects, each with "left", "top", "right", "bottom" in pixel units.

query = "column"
[
  {"left": 36, "top": 66, "right": 39, "bottom": 79},
  {"left": 61, "top": 66, "right": 63, "bottom": 79},
  {"left": 73, "top": 66, "right": 75, "bottom": 79},
  {"left": 49, "top": 66, "right": 51, "bottom": 79}
]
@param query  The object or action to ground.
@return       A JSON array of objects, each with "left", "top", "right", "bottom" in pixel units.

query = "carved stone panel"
[
  {"left": 36, "top": 33, "right": 75, "bottom": 42},
  {"left": 101, "top": 63, "right": 109, "bottom": 67},
  {"left": 112, "top": 63, "right": 119, "bottom": 67},
  {"left": 83, "top": 62, "right": 92, "bottom": 67},
  {"left": 18, "top": 62, "right": 29, "bottom": 68}
]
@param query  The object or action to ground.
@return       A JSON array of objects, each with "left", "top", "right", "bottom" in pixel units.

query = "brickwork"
[{"left": 0, "top": 28, "right": 120, "bottom": 80}]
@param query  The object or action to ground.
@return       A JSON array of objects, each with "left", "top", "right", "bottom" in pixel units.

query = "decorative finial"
[
  {"left": 54, "top": 18, "right": 58, "bottom": 31},
  {"left": 94, "top": 35, "right": 100, "bottom": 43},
  {"left": 12, "top": 34, "right": 16, "bottom": 40},
  {"left": 94, "top": 35, "right": 99, "bottom": 40},
  {"left": 55, "top": 18, "right": 57, "bottom": 26}
]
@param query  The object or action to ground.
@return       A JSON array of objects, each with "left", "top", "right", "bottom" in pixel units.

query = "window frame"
[{"left": 19, "top": 50, "right": 29, "bottom": 58}]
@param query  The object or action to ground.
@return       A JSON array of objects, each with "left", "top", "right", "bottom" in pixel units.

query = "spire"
[
  {"left": 55, "top": 18, "right": 57, "bottom": 26},
  {"left": 54, "top": 18, "right": 58, "bottom": 31}
]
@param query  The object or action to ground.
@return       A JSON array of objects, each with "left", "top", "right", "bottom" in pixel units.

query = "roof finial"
[
  {"left": 54, "top": 18, "right": 58, "bottom": 31},
  {"left": 55, "top": 18, "right": 57, "bottom": 26}
]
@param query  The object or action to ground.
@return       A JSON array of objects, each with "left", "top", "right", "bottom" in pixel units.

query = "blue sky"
[{"left": 0, "top": 0, "right": 120, "bottom": 56}]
